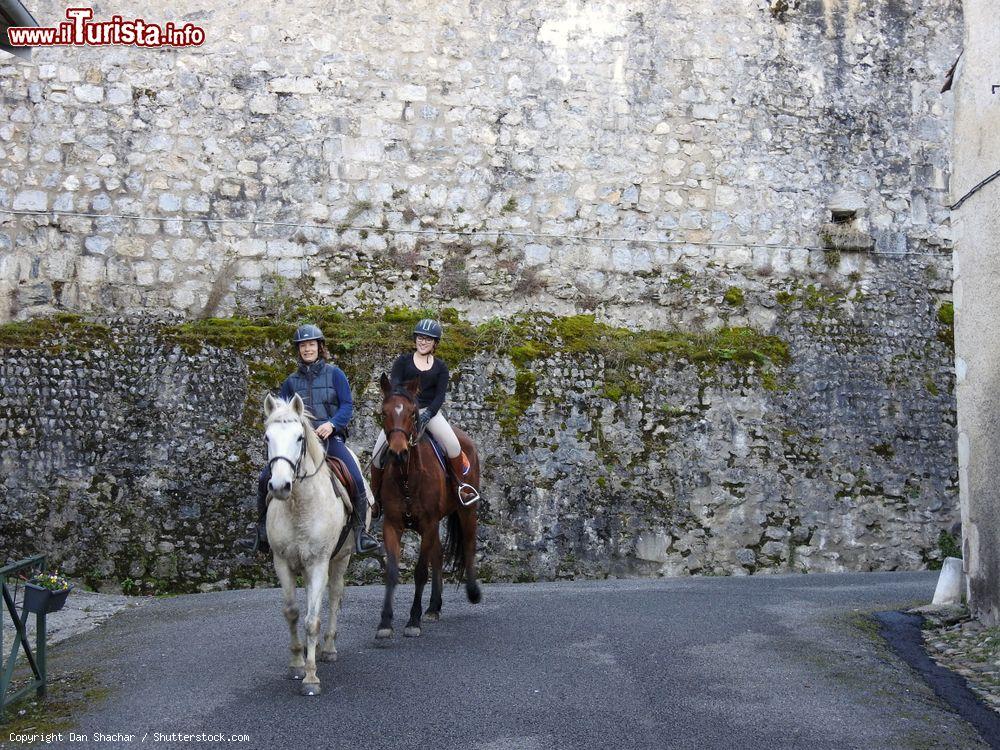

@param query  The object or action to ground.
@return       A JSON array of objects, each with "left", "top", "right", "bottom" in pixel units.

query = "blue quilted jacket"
[{"left": 278, "top": 359, "right": 353, "bottom": 432}]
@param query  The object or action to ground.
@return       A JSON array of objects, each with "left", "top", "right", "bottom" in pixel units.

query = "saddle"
[
  {"left": 326, "top": 456, "right": 358, "bottom": 511},
  {"left": 422, "top": 432, "right": 480, "bottom": 507}
]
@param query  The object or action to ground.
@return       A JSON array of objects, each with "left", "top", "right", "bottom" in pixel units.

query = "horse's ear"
[
  {"left": 380, "top": 372, "right": 391, "bottom": 397},
  {"left": 404, "top": 377, "right": 420, "bottom": 398},
  {"left": 264, "top": 393, "right": 278, "bottom": 417},
  {"left": 290, "top": 393, "right": 305, "bottom": 416}
]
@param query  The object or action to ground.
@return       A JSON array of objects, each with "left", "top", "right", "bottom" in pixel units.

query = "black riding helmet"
[
  {"left": 412, "top": 318, "right": 442, "bottom": 340},
  {"left": 292, "top": 323, "right": 325, "bottom": 344}
]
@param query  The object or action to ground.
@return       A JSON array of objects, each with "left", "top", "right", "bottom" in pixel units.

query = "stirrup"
[
  {"left": 353, "top": 506, "right": 381, "bottom": 555},
  {"left": 457, "top": 483, "right": 480, "bottom": 507},
  {"left": 354, "top": 530, "right": 382, "bottom": 556}
]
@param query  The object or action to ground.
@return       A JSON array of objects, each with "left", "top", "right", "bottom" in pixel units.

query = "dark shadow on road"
[{"left": 876, "top": 611, "right": 1000, "bottom": 749}]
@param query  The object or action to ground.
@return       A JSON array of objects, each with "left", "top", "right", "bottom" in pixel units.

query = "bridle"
[
  {"left": 266, "top": 420, "right": 325, "bottom": 483},
  {"left": 383, "top": 389, "right": 423, "bottom": 449},
  {"left": 380, "top": 389, "right": 424, "bottom": 521}
]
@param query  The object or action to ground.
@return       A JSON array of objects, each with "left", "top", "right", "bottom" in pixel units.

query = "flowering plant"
[{"left": 29, "top": 572, "right": 72, "bottom": 591}]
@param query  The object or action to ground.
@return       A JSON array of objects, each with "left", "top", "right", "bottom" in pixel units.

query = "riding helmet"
[
  {"left": 292, "top": 323, "right": 325, "bottom": 343},
  {"left": 412, "top": 318, "right": 443, "bottom": 340}
]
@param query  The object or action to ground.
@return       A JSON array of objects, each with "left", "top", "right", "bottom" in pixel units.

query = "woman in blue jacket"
[{"left": 254, "top": 324, "right": 380, "bottom": 556}]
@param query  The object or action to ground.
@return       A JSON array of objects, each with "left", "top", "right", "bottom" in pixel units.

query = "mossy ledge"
[
  {"left": 155, "top": 308, "right": 791, "bottom": 438},
  {"left": 1, "top": 308, "right": 791, "bottom": 368},
  {"left": 159, "top": 308, "right": 789, "bottom": 362},
  {"left": 0, "top": 313, "right": 113, "bottom": 351},
  {"left": 1, "top": 307, "right": 791, "bottom": 398},
  {"left": 157, "top": 307, "right": 790, "bottom": 385},
  {"left": 0, "top": 307, "right": 791, "bottom": 443}
]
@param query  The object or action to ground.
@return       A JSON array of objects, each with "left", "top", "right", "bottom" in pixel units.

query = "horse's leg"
[
  {"left": 425, "top": 523, "right": 444, "bottom": 621},
  {"left": 459, "top": 506, "right": 482, "bottom": 603},
  {"left": 274, "top": 556, "right": 306, "bottom": 680},
  {"left": 405, "top": 526, "right": 434, "bottom": 637},
  {"left": 377, "top": 522, "right": 401, "bottom": 640},
  {"left": 299, "top": 560, "right": 328, "bottom": 696},
  {"left": 321, "top": 549, "right": 350, "bottom": 662}
]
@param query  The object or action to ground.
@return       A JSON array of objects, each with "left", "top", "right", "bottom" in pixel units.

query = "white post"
[{"left": 932, "top": 557, "right": 965, "bottom": 606}]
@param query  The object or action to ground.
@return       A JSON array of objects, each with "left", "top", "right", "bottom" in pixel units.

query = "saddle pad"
[
  {"left": 325, "top": 456, "right": 356, "bottom": 510},
  {"left": 424, "top": 433, "right": 448, "bottom": 472}
]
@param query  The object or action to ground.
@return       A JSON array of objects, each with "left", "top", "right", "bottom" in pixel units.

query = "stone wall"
[
  {"left": 0, "top": 0, "right": 964, "bottom": 589},
  {"left": 0, "top": 0, "right": 959, "bottom": 328},
  {"left": 0, "top": 250, "right": 957, "bottom": 590}
]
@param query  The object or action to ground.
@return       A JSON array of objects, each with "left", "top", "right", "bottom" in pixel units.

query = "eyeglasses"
[{"left": 415, "top": 335, "right": 435, "bottom": 343}]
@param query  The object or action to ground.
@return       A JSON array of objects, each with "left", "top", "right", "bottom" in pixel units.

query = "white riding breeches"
[{"left": 372, "top": 409, "right": 462, "bottom": 467}]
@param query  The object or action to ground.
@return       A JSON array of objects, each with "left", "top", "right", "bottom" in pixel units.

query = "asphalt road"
[{"left": 4, "top": 572, "right": 992, "bottom": 749}]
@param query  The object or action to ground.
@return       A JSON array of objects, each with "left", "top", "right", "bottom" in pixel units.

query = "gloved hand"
[{"left": 416, "top": 412, "right": 431, "bottom": 433}]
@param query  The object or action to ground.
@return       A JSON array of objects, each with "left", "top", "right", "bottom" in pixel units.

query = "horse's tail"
[{"left": 444, "top": 510, "right": 465, "bottom": 577}]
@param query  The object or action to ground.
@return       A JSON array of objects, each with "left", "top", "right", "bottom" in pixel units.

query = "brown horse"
[{"left": 375, "top": 373, "right": 482, "bottom": 640}]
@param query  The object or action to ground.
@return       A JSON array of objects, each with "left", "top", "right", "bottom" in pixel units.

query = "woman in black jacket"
[{"left": 370, "top": 318, "right": 479, "bottom": 505}]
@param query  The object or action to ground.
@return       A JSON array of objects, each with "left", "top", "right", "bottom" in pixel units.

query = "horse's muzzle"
[
  {"left": 390, "top": 449, "right": 408, "bottom": 465},
  {"left": 269, "top": 478, "right": 292, "bottom": 499}
]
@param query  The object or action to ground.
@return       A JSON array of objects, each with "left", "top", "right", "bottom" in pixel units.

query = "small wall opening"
[{"left": 830, "top": 209, "right": 857, "bottom": 225}]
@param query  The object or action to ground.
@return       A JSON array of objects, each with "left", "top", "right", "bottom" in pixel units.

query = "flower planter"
[{"left": 23, "top": 582, "right": 72, "bottom": 615}]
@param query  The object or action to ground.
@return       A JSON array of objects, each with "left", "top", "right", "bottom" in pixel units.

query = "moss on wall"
[
  {"left": 0, "top": 313, "right": 113, "bottom": 351},
  {"left": 161, "top": 308, "right": 791, "bottom": 433}
]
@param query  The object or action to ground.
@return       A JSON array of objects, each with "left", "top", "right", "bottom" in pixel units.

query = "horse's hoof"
[
  {"left": 424, "top": 611, "right": 440, "bottom": 622},
  {"left": 287, "top": 667, "right": 306, "bottom": 681},
  {"left": 404, "top": 626, "right": 421, "bottom": 638},
  {"left": 319, "top": 650, "right": 338, "bottom": 663},
  {"left": 300, "top": 682, "right": 321, "bottom": 697},
  {"left": 375, "top": 628, "right": 393, "bottom": 640},
  {"left": 467, "top": 582, "right": 482, "bottom": 604}
]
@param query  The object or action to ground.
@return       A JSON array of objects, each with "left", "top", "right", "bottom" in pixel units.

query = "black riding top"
[{"left": 390, "top": 353, "right": 449, "bottom": 417}]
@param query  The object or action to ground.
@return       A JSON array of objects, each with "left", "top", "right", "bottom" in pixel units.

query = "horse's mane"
[{"left": 265, "top": 399, "right": 328, "bottom": 475}]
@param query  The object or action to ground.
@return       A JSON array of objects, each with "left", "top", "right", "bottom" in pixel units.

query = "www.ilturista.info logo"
[{"left": 7, "top": 8, "right": 205, "bottom": 48}]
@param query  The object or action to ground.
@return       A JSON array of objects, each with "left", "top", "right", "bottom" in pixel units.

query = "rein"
[{"left": 381, "top": 391, "right": 429, "bottom": 525}]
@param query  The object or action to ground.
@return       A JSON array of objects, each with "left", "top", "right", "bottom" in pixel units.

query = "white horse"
[{"left": 263, "top": 393, "right": 364, "bottom": 696}]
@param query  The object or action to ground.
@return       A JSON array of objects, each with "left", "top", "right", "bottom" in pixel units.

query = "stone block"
[
  {"left": 635, "top": 532, "right": 671, "bottom": 563},
  {"left": 524, "top": 243, "right": 551, "bottom": 265},
  {"left": 341, "top": 138, "right": 384, "bottom": 163},
  {"left": 76, "top": 256, "right": 105, "bottom": 282},
  {"left": 134, "top": 261, "right": 156, "bottom": 286},
  {"left": 249, "top": 95, "right": 278, "bottom": 114},
  {"left": 268, "top": 76, "right": 318, "bottom": 95},
  {"left": 114, "top": 237, "right": 146, "bottom": 258},
  {"left": 13, "top": 190, "right": 47, "bottom": 212},
  {"left": 84, "top": 236, "right": 111, "bottom": 255},
  {"left": 397, "top": 84, "right": 427, "bottom": 101},
  {"left": 664, "top": 158, "right": 686, "bottom": 177},
  {"left": 158, "top": 194, "right": 181, "bottom": 212},
  {"left": 74, "top": 85, "right": 104, "bottom": 103},
  {"left": 106, "top": 85, "right": 131, "bottom": 105}
]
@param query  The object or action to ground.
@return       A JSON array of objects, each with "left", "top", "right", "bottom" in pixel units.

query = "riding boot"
[
  {"left": 352, "top": 489, "right": 381, "bottom": 555},
  {"left": 253, "top": 476, "right": 270, "bottom": 555},
  {"left": 448, "top": 453, "right": 480, "bottom": 505}
]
